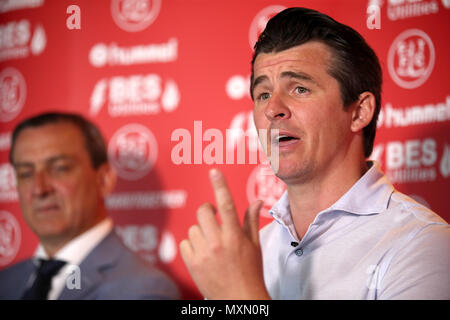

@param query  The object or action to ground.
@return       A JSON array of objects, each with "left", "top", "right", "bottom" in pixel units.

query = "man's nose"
[
  {"left": 264, "top": 93, "right": 292, "bottom": 121},
  {"left": 32, "top": 171, "right": 53, "bottom": 197}
]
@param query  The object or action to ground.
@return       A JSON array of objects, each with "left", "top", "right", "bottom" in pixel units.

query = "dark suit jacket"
[{"left": 0, "top": 230, "right": 180, "bottom": 299}]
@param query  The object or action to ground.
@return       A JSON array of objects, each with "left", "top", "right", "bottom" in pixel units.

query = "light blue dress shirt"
[{"left": 260, "top": 161, "right": 449, "bottom": 299}]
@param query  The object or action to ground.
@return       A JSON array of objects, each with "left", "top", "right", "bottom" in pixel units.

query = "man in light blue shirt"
[
  {"left": 179, "top": 7, "right": 449, "bottom": 299},
  {"left": 262, "top": 161, "right": 448, "bottom": 299}
]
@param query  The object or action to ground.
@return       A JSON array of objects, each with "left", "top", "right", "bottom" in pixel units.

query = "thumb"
[{"left": 243, "top": 200, "right": 264, "bottom": 245}]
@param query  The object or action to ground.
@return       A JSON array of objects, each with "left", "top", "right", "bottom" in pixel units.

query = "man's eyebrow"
[
  {"left": 252, "top": 71, "right": 318, "bottom": 92},
  {"left": 13, "top": 155, "right": 75, "bottom": 168},
  {"left": 252, "top": 75, "right": 270, "bottom": 91},
  {"left": 280, "top": 71, "right": 317, "bottom": 84}
]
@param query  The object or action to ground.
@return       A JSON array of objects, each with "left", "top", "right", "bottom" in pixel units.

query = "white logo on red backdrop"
[
  {"left": 111, "top": 0, "right": 162, "bottom": 32},
  {"left": 30, "top": 24, "right": 46, "bottom": 56},
  {"left": 226, "top": 75, "right": 250, "bottom": 100},
  {"left": 0, "top": 20, "right": 46, "bottom": 61},
  {"left": 0, "top": 163, "right": 18, "bottom": 202},
  {"left": 443, "top": 0, "right": 450, "bottom": 8},
  {"left": 90, "top": 74, "right": 180, "bottom": 117},
  {"left": 108, "top": 124, "right": 158, "bottom": 180},
  {"left": 116, "top": 225, "right": 176, "bottom": 264},
  {"left": 388, "top": 29, "right": 435, "bottom": 89},
  {"left": 440, "top": 144, "right": 450, "bottom": 178},
  {"left": 247, "top": 164, "right": 286, "bottom": 218},
  {"left": 0, "top": 132, "right": 11, "bottom": 151},
  {"left": 89, "top": 38, "right": 178, "bottom": 67},
  {"left": 387, "top": 0, "right": 439, "bottom": 21},
  {"left": 249, "top": 5, "right": 286, "bottom": 49},
  {"left": 377, "top": 96, "right": 450, "bottom": 129},
  {"left": 373, "top": 138, "right": 438, "bottom": 184},
  {"left": 106, "top": 189, "right": 187, "bottom": 210},
  {"left": 0, "top": 0, "right": 44, "bottom": 13},
  {"left": 0, "top": 210, "right": 21, "bottom": 266},
  {"left": 158, "top": 231, "right": 177, "bottom": 264},
  {"left": 0, "top": 67, "right": 26, "bottom": 122}
]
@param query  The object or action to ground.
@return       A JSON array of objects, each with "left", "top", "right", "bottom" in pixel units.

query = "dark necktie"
[{"left": 22, "top": 259, "right": 66, "bottom": 300}]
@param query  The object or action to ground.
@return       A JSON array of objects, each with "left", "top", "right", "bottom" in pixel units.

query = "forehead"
[
  {"left": 253, "top": 41, "right": 333, "bottom": 77},
  {"left": 12, "top": 122, "right": 88, "bottom": 163}
]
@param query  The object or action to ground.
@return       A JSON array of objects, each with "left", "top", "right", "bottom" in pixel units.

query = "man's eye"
[
  {"left": 258, "top": 92, "right": 271, "bottom": 101},
  {"left": 17, "top": 171, "right": 33, "bottom": 179},
  {"left": 295, "top": 86, "right": 309, "bottom": 94},
  {"left": 53, "top": 165, "right": 71, "bottom": 173}
]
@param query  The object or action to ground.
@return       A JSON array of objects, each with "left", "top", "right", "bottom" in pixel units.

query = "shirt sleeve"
[{"left": 378, "top": 223, "right": 450, "bottom": 300}]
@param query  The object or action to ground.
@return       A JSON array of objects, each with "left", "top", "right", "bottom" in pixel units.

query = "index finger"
[{"left": 209, "top": 168, "right": 240, "bottom": 228}]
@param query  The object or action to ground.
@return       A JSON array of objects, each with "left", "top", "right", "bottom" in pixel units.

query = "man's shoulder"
[
  {"left": 84, "top": 229, "right": 163, "bottom": 278},
  {"left": 0, "top": 258, "right": 34, "bottom": 299},
  {"left": 82, "top": 229, "right": 180, "bottom": 299},
  {"left": 386, "top": 190, "right": 448, "bottom": 229},
  {"left": 0, "top": 258, "right": 33, "bottom": 277}
]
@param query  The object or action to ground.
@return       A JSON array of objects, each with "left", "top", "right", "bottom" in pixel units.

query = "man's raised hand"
[{"left": 179, "top": 168, "right": 270, "bottom": 299}]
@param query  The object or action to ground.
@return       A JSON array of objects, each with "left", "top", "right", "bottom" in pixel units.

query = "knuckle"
[
  {"left": 221, "top": 202, "right": 236, "bottom": 214},
  {"left": 209, "top": 241, "right": 223, "bottom": 255}
]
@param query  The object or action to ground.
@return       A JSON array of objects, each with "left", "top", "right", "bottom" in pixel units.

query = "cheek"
[
  {"left": 17, "top": 184, "right": 33, "bottom": 204},
  {"left": 253, "top": 107, "right": 269, "bottom": 131},
  {"left": 53, "top": 180, "right": 77, "bottom": 196},
  {"left": 52, "top": 179, "right": 88, "bottom": 208}
]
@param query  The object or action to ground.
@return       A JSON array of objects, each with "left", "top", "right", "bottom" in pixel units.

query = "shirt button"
[{"left": 295, "top": 248, "right": 303, "bottom": 256}]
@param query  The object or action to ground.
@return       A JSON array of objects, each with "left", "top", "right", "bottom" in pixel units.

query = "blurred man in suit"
[{"left": 0, "top": 112, "right": 179, "bottom": 300}]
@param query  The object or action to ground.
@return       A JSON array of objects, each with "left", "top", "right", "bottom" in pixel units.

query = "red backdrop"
[{"left": 0, "top": 0, "right": 449, "bottom": 299}]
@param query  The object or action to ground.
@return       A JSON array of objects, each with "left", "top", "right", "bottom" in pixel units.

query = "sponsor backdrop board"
[{"left": 0, "top": 0, "right": 449, "bottom": 299}]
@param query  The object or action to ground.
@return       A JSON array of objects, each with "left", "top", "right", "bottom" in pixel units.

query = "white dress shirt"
[
  {"left": 260, "top": 161, "right": 449, "bottom": 299},
  {"left": 32, "top": 218, "right": 113, "bottom": 300}
]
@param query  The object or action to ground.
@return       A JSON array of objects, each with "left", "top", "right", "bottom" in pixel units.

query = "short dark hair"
[
  {"left": 250, "top": 7, "right": 382, "bottom": 158},
  {"left": 9, "top": 112, "right": 108, "bottom": 169}
]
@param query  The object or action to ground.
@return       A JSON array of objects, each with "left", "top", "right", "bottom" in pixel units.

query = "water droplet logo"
[
  {"left": 161, "top": 79, "right": 180, "bottom": 112},
  {"left": 439, "top": 144, "right": 450, "bottom": 178},
  {"left": 158, "top": 231, "right": 177, "bottom": 263},
  {"left": 30, "top": 24, "right": 46, "bottom": 56}
]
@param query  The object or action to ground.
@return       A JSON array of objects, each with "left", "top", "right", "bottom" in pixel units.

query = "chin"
[
  {"left": 273, "top": 162, "right": 313, "bottom": 184},
  {"left": 33, "top": 222, "right": 68, "bottom": 239}
]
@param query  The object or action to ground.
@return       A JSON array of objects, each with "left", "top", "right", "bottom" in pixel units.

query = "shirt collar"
[
  {"left": 34, "top": 218, "right": 114, "bottom": 266},
  {"left": 269, "top": 161, "right": 395, "bottom": 223},
  {"left": 329, "top": 161, "right": 394, "bottom": 215}
]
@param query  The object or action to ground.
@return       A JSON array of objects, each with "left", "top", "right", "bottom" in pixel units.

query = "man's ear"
[
  {"left": 96, "top": 163, "right": 117, "bottom": 197},
  {"left": 351, "top": 92, "right": 376, "bottom": 133}
]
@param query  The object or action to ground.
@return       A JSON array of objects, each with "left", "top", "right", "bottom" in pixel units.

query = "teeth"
[{"left": 276, "top": 135, "right": 290, "bottom": 142}]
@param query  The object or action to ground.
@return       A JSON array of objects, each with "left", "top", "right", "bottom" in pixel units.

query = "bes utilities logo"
[
  {"left": 116, "top": 225, "right": 177, "bottom": 264},
  {"left": 108, "top": 124, "right": 158, "bottom": 180},
  {"left": 0, "top": 20, "right": 46, "bottom": 61},
  {"left": 111, "top": 0, "right": 161, "bottom": 32},
  {"left": 388, "top": 29, "right": 435, "bottom": 89},
  {"left": 90, "top": 73, "right": 180, "bottom": 117}
]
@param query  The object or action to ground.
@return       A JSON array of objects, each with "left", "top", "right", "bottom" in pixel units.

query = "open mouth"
[
  {"left": 272, "top": 132, "right": 301, "bottom": 147},
  {"left": 277, "top": 135, "right": 299, "bottom": 143}
]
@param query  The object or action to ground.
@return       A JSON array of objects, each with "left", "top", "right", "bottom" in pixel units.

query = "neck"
[
  {"left": 286, "top": 152, "right": 368, "bottom": 239},
  {"left": 40, "top": 212, "right": 107, "bottom": 258}
]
